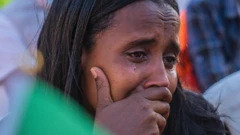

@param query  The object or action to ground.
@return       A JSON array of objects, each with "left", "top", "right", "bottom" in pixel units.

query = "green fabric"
[
  {"left": 0, "top": 0, "right": 10, "bottom": 8},
  {"left": 17, "top": 79, "right": 109, "bottom": 135}
]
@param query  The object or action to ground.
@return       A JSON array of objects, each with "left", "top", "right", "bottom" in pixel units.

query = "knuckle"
[
  {"left": 148, "top": 112, "right": 157, "bottom": 122},
  {"left": 166, "top": 90, "right": 172, "bottom": 101},
  {"left": 162, "top": 103, "right": 170, "bottom": 119},
  {"left": 162, "top": 92, "right": 172, "bottom": 103},
  {"left": 129, "top": 95, "right": 151, "bottom": 111},
  {"left": 157, "top": 114, "right": 167, "bottom": 132},
  {"left": 140, "top": 102, "right": 151, "bottom": 112},
  {"left": 159, "top": 117, "right": 167, "bottom": 132},
  {"left": 131, "top": 95, "right": 144, "bottom": 104},
  {"left": 142, "top": 110, "right": 155, "bottom": 122},
  {"left": 165, "top": 103, "right": 170, "bottom": 112},
  {"left": 164, "top": 111, "right": 170, "bottom": 120},
  {"left": 150, "top": 130, "right": 159, "bottom": 135},
  {"left": 162, "top": 117, "right": 167, "bottom": 127}
]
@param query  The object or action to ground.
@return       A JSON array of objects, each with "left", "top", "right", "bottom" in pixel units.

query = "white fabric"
[
  {"left": 0, "top": 86, "right": 9, "bottom": 119},
  {"left": 0, "top": 12, "right": 28, "bottom": 80},
  {"left": 0, "top": 0, "right": 47, "bottom": 118},
  {"left": 204, "top": 71, "right": 240, "bottom": 135}
]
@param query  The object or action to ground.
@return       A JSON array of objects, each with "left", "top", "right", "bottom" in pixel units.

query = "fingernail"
[{"left": 90, "top": 68, "right": 97, "bottom": 79}]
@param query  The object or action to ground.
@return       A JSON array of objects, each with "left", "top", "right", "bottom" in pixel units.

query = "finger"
[
  {"left": 90, "top": 67, "right": 113, "bottom": 112},
  {"left": 136, "top": 87, "right": 172, "bottom": 103},
  {"left": 149, "top": 100, "right": 170, "bottom": 119},
  {"left": 154, "top": 113, "right": 167, "bottom": 134}
]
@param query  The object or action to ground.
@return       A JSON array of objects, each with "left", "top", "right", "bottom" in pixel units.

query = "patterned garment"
[{"left": 187, "top": 0, "right": 240, "bottom": 92}]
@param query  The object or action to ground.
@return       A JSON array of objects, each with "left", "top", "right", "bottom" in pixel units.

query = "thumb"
[{"left": 90, "top": 67, "right": 113, "bottom": 112}]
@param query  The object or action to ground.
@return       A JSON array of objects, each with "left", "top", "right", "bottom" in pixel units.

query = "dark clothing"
[
  {"left": 187, "top": 0, "right": 240, "bottom": 91},
  {"left": 163, "top": 90, "right": 225, "bottom": 135},
  {"left": 184, "top": 90, "right": 224, "bottom": 134}
]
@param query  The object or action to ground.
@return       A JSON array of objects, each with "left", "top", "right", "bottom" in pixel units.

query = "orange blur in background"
[{"left": 177, "top": 11, "right": 200, "bottom": 93}]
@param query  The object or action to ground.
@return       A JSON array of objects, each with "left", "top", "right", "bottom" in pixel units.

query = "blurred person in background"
[
  {"left": 176, "top": 0, "right": 200, "bottom": 92},
  {"left": 187, "top": 0, "right": 240, "bottom": 92},
  {"left": 176, "top": 0, "right": 190, "bottom": 10},
  {"left": 0, "top": 0, "right": 50, "bottom": 119},
  {"left": 0, "top": 0, "right": 11, "bottom": 121},
  {"left": 187, "top": 0, "right": 240, "bottom": 134},
  {"left": 204, "top": 70, "right": 240, "bottom": 135}
]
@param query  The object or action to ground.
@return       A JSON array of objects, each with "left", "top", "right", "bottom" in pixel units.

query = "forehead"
[
  {"left": 96, "top": 0, "right": 180, "bottom": 46},
  {"left": 111, "top": 1, "right": 179, "bottom": 35},
  {"left": 95, "top": 0, "right": 180, "bottom": 51},
  {"left": 118, "top": 1, "right": 178, "bottom": 24}
]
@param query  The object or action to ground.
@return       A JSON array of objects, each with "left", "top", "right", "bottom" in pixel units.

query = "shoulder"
[
  {"left": 184, "top": 90, "right": 215, "bottom": 111},
  {"left": 183, "top": 90, "right": 220, "bottom": 118},
  {"left": 204, "top": 71, "right": 240, "bottom": 135},
  {"left": 183, "top": 90, "right": 225, "bottom": 134}
]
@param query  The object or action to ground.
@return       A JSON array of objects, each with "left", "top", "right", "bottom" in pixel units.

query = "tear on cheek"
[{"left": 168, "top": 70, "right": 177, "bottom": 76}]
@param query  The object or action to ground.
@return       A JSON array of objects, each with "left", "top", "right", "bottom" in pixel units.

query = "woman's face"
[{"left": 82, "top": 1, "right": 180, "bottom": 110}]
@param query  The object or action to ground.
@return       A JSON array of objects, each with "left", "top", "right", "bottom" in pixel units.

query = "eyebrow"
[
  {"left": 126, "top": 38, "right": 157, "bottom": 48},
  {"left": 167, "top": 40, "right": 180, "bottom": 55},
  {"left": 126, "top": 38, "right": 180, "bottom": 55}
]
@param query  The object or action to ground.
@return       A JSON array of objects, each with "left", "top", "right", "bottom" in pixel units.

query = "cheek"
[
  {"left": 84, "top": 58, "right": 143, "bottom": 109},
  {"left": 108, "top": 63, "right": 178, "bottom": 101},
  {"left": 167, "top": 69, "right": 178, "bottom": 94},
  {"left": 107, "top": 64, "right": 141, "bottom": 101}
]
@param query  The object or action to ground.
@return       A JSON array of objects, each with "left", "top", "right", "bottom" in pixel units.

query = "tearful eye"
[
  {"left": 164, "top": 56, "right": 176, "bottom": 64},
  {"left": 163, "top": 54, "right": 177, "bottom": 69},
  {"left": 129, "top": 52, "right": 146, "bottom": 58},
  {"left": 127, "top": 51, "right": 148, "bottom": 63}
]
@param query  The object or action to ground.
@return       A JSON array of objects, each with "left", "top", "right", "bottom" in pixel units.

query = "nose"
[{"left": 143, "top": 61, "right": 170, "bottom": 89}]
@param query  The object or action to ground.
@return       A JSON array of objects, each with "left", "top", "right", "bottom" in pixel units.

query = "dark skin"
[{"left": 81, "top": 1, "right": 180, "bottom": 134}]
